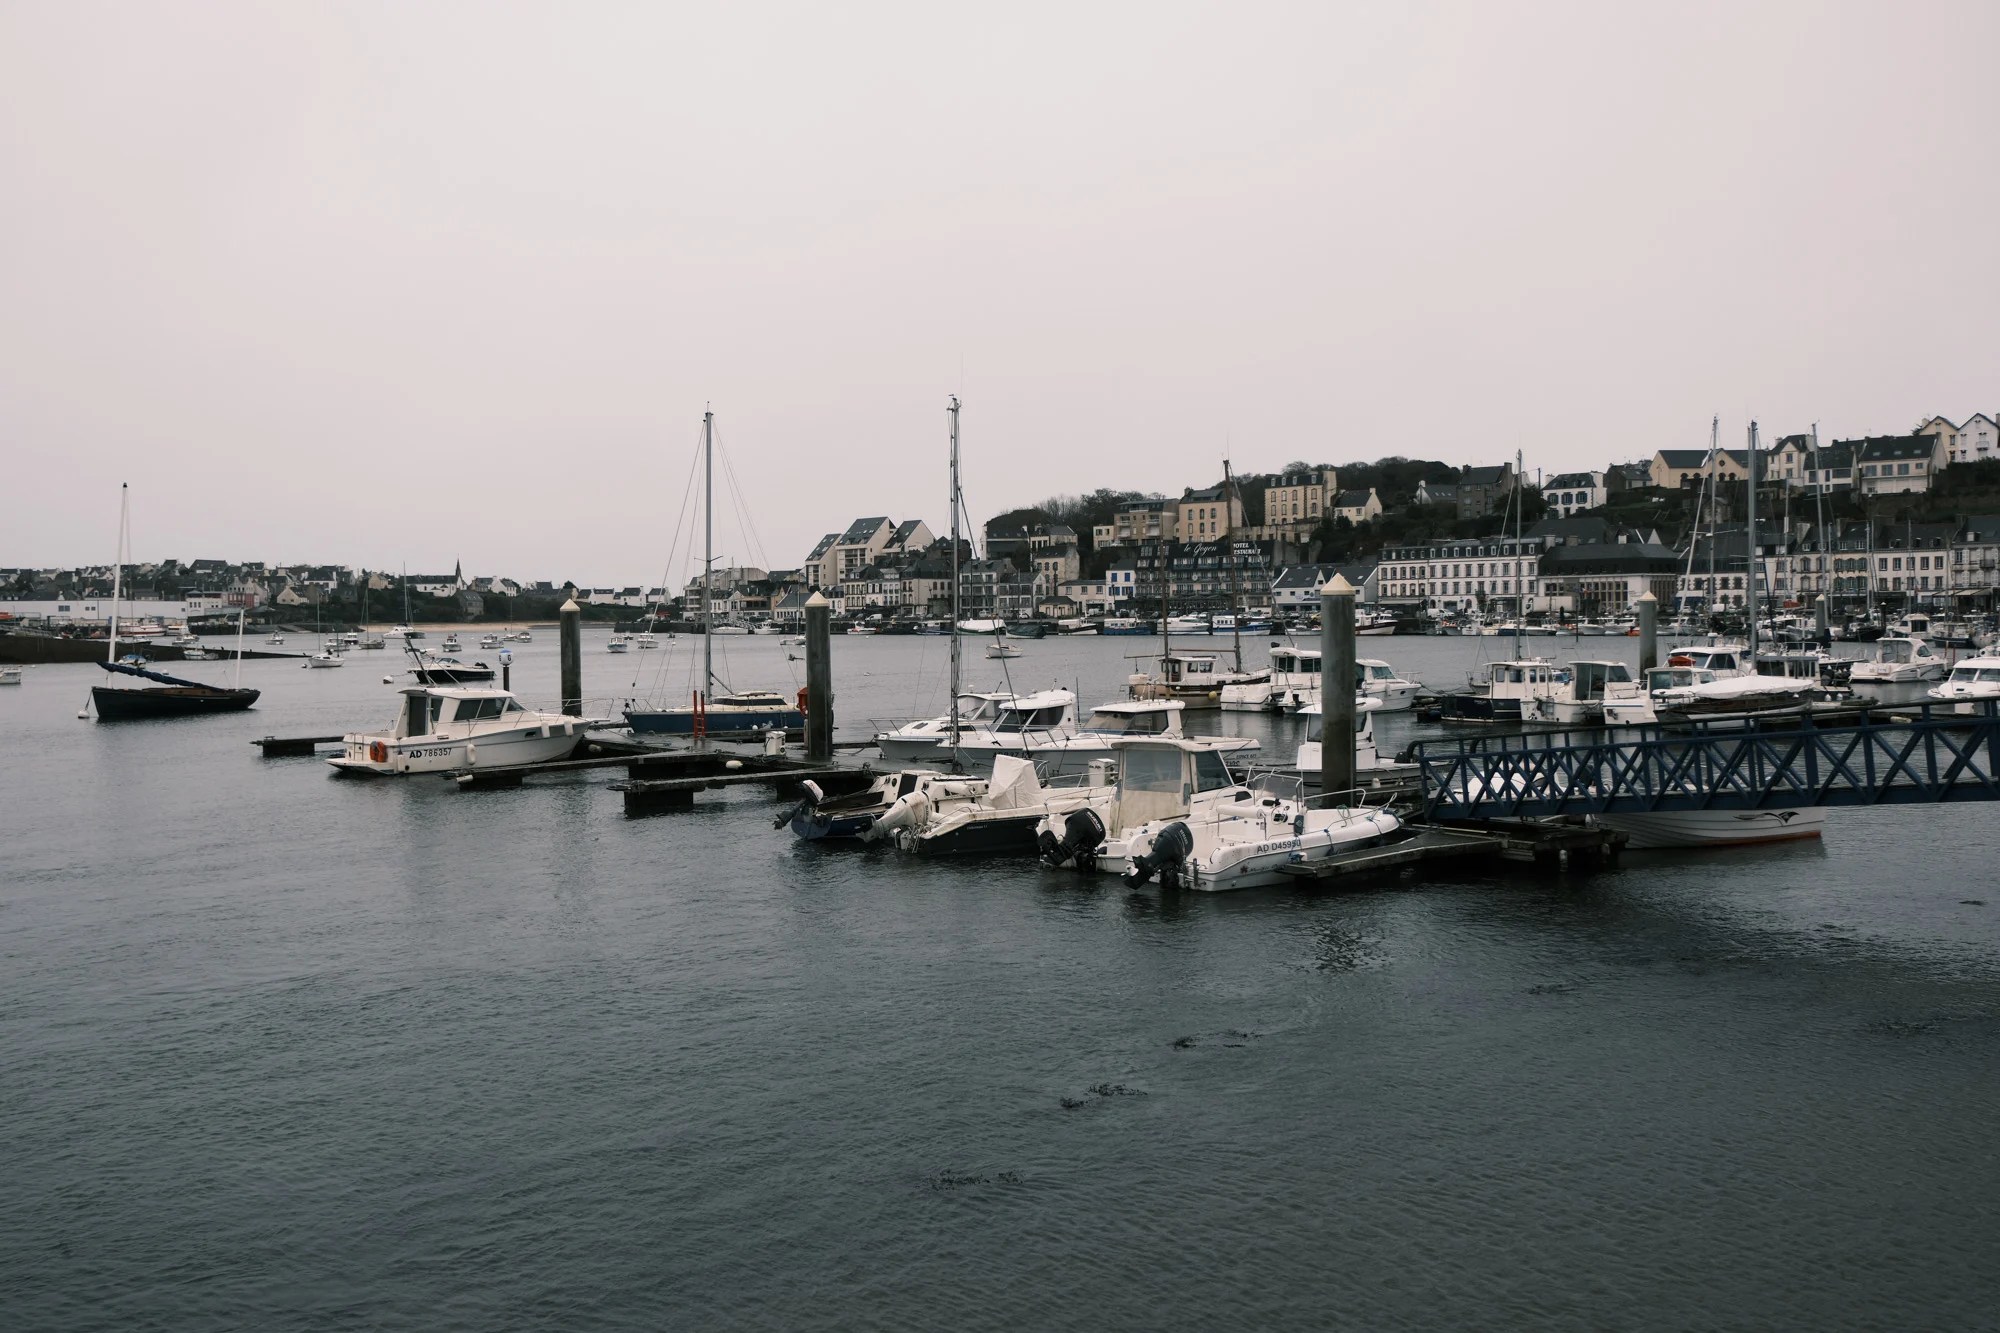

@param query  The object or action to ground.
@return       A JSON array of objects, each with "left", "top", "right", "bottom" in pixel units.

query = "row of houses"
[{"left": 1647, "top": 416, "right": 1998, "bottom": 499}]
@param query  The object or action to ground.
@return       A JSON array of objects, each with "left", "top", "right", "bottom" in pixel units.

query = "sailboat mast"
[
  {"left": 702, "top": 408, "right": 714, "bottom": 699},
  {"left": 1706, "top": 416, "right": 1719, "bottom": 629},
  {"left": 1223, "top": 459, "right": 1242, "bottom": 672},
  {"left": 1513, "top": 449, "right": 1524, "bottom": 623},
  {"left": 1810, "top": 425, "right": 1827, "bottom": 617},
  {"left": 948, "top": 395, "right": 962, "bottom": 765},
  {"left": 1746, "top": 421, "right": 1760, "bottom": 659},
  {"left": 107, "top": 482, "right": 126, "bottom": 664}
]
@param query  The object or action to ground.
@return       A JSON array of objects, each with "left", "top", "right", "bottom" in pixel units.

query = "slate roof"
[
  {"left": 1851, "top": 435, "right": 1939, "bottom": 464},
  {"left": 1333, "top": 489, "right": 1375, "bottom": 508},
  {"left": 807, "top": 533, "right": 839, "bottom": 560},
  {"left": 890, "top": 519, "right": 927, "bottom": 545},
  {"left": 839, "top": 517, "right": 891, "bottom": 543},
  {"left": 1461, "top": 464, "right": 1511, "bottom": 485},
  {"left": 1655, "top": 449, "right": 1710, "bottom": 469}
]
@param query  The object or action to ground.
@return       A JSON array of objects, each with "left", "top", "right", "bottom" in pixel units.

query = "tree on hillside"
[{"left": 1031, "top": 489, "right": 1156, "bottom": 552}]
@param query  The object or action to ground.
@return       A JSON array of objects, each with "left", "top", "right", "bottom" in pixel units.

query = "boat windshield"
[
  {"left": 1192, "top": 750, "right": 1235, "bottom": 792},
  {"left": 1083, "top": 708, "right": 1171, "bottom": 735},
  {"left": 994, "top": 705, "right": 1067, "bottom": 732},
  {"left": 454, "top": 697, "right": 517, "bottom": 722},
  {"left": 1881, "top": 642, "right": 1913, "bottom": 663},
  {"left": 1118, "top": 746, "right": 1186, "bottom": 793}
]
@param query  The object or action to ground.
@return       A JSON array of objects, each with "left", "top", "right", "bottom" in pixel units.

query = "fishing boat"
[
  {"left": 441, "top": 634, "right": 463, "bottom": 653},
  {"left": 328, "top": 685, "right": 598, "bottom": 776},
  {"left": 625, "top": 410, "right": 804, "bottom": 739},
  {"left": 1518, "top": 660, "right": 1638, "bottom": 725},
  {"left": 479, "top": 634, "right": 502, "bottom": 650},
  {"left": 1426, "top": 658, "right": 1563, "bottom": 723},
  {"left": 87, "top": 486, "right": 260, "bottom": 721},
  {"left": 606, "top": 637, "right": 632, "bottom": 654},
  {"left": 634, "top": 632, "right": 659, "bottom": 650}
]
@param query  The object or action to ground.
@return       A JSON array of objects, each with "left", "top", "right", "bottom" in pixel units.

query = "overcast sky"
[{"left": 3, "top": 1, "right": 1995, "bottom": 585}]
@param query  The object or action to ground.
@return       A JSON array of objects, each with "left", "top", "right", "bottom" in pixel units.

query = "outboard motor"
[
  {"left": 1124, "top": 821, "right": 1193, "bottom": 887},
  {"left": 774, "top": 778, "right": 825, "bottom": 830},
  {"left": 1038, "top": 807, "right": 1107, "bottom": 868}
]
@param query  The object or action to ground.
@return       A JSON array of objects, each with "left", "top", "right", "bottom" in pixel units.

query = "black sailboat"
[{"left": 88, "top": 484, "right": 259, "bottom": 721}]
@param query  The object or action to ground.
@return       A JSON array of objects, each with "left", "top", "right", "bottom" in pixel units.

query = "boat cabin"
[
  {"left": 1484, "top": 659, "right": 1561, "bottom": 700},
  {"left": 1108, "top": 738, "right": 1244, "bottom": 825},
  {"left": 1080, "top": 699, "right": 1186, "bottom": 736},
  {"left": 394, "top": 686, "right": 531, "bottom": 738},
  {"left": 1668, "top": 645, "right": 1746, "bottom": 674},
  {"left": 1872, "top": 638, "right": 1938, "bottom": 666},
  {"left": 1934, "top": 658, "right": 2000, "bottom": 696},
  {"left": 1155, "top": 654, "right": 1221, "bottom": 684},
  {"left": 988, "top": 690, "right": 1077, "bottom": 732},
  {"left": 1642, "top": 666, "right": 1718, "bottom": 693},
  {"left": 1566, "top": 660, "right": 1635, "bottom": 701}
]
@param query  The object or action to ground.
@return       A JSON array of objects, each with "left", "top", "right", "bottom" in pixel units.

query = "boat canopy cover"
[{"left": 97, "top": 659, "right": 215, "bottom": 689}]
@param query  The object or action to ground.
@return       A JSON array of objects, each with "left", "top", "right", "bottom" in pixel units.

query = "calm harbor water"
[{"left": 5, "top": 630, "right": 2000, "bottom": 1330}]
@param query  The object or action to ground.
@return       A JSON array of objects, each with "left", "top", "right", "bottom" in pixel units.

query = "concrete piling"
[
  {"left": 559, "top": 598, "right": 582, "bottom": 717},
  {"left": 805, "top": 592, "right": 833, "bottom": 762},
  {"left": 1815, "top": 594, "right": 1831, "bottom": 648},
  {"left": 1320, "top": 574, "right": 1357, "bottom": 802}
]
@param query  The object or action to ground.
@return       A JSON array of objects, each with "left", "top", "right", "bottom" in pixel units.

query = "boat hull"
[
  {"left": 1595, "top": 808, "right": 1826, "bottom": 849},
  {"left": 627, "top": 706, "right": 803, "bottom": 735},
  {"left": 327, "top": 726, "right": 584, "bottom": 775},
  {"left": 91, "top": 685, "right": 260, "bottom": 720}
]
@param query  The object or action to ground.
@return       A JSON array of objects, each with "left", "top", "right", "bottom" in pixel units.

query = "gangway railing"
[{"left": 1414, "top": 702, "right": 2000, "bottom": 821}]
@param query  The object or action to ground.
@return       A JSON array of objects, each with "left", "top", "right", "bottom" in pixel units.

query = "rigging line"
[
  {"left": 637, "top": 427, "right": 707, "bottom": 698},
  {"left": 711, "top": 424, "right": 774, "bottom": 574}
]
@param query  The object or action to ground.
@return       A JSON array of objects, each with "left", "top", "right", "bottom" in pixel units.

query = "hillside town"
[{"left": 6, "top": 414, "right": 1997, "bottom": 631}]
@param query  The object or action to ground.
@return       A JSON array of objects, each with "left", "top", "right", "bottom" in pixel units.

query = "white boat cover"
[{"left": 986, "top": 755, "right": 1045, "bottom": 810}]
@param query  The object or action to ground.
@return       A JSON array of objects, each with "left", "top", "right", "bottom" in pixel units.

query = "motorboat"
[
  {"left": 265, "top": 633, "right": 285, "bottom": 646},
  {"left": 874, "top": 690, "right": 1017, "bottom": 764},
  {"left": 786, "top": 768, "right": 989, "bottom": 841},
  {"left": 634, "top": 632, "right": 659, "bottom": 649},
  {"left": 329, "top": 686, "right": 598, "bottom": 776},
  {"left": 1663, "top": 641, "right": 1752, "bottom": 678},
  {"left": 626, "top": 688, "right": 804, "bottom": 735},
  {"left": 876, "top": 693, "right": 1255, "bottom": 776},
  {"left": 408, "top": 654, "right": 496, "bottom": 685},
  {"left": 506, "top": 628, "right": 533, "bottom": 642},
  {"left": 1128, "top": 652, "right": 1269, "bottom": 709},
  {"left": 1427, "top": 658, "right": 1563, "bottom": 723},
  {"left": 1035, "top": 738, "right": 1402, "bottom": 890},
  {"left": 385, "top": 625, "right": 425, "bottom": 641},
  {"left": 755, "top": 623, "right": 786, "bottom": 635},
  {"left": 846, "top": 624, "right": 880, "bottom": 636},
  {"left": 479, "top": 634, "right": 502, "bottom": 650},
  {"left": 441, "top": 635, "right": 463, "bottom": 652},
  {"left": 1288, "top": 700, "right": 1413, "bottom": 791},
  {"left": 1520, "top": 660, "right": 1639, "bottom": 726},
  {"left": 1890, "top": 612, "right": 1934, "bottom": 641},
  {"left": 0, "top": 667, "right": 20, "bottom": 685},
  {"left": 874, "top": 755, "right": 1119, "bottom": 857},
  {"left": 1927, "top": 655, "right": 2000, "bottom": 710},
  {"left": 1602, "top": 666, "right": 1817, "bottom": 727},
  {"left": 1595, "top": 806, "right": 1827, "bottom": 849},
  {"left": 1098, "top": 616, "right": 1151, "bottom": 636},
  {"left": 1226, "top": 643, "right": 1420, "bottom": 713},
  {"left": 986, "top": 642, "right": 1021, "bottom": 659},
  {"left": 956, "top": 618, "right": 1006, "bottom": 635},
  {"left": 710, "top": 622, "right": 752, "bottom": 635},
  {"left": 1165, "top": 613, "right": 1211, "bottom": 635},
  {"left": 606, "top": 637, "right": 632, "bottom": 654},
  {"left": 1849, "top": 636, "right": 1945, "bottom": 683}
]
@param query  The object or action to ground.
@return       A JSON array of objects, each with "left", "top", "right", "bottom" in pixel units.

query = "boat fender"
[
  {"left": 1039, "top": 807, "right": 1107, "bottom": 868},
  {"left": 369, "top": 740, "right": 388, "bottom": 764},
  {"left": 464, "top": 741, "right": 476, "bottom": 766},
  {"left": 797, "top": 687, "right": 809, "bottom": 717},
  {"left": 1124, "top": 821, "right": 1193, "bottom": 886}
]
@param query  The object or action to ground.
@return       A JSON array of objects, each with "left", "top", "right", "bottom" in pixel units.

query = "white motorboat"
[
  {"left": 384, "top": 625, "right": 424, "bottom": 641},
  {"left": 1128, "top": 652, "right": 1269, "bottom": 709},
  {"left": 874, "top": 754, "right": 1119, "bottom": 857},
  {"left": 846, "top": 624, "right": 880, "bottom": 636},
  {"left": 1520, "top": 660, "right": 1639, "bottom": 726},
  {"left": 1165, "top": 613, "right": 1211, "bottom": 635},
  {"left": 265, "top": 633, "right": 285, "bottom": 645},
  {"left": 755, "top": 623, "right": 785, "bottom": 635},
  {"left": 1226, "top": 643, "right": 1420, "bottom": 713},
  {"left": 442, "top": 635, "right": 463, "bottom": 653},
  {"left": 303, "top": 650, "right": 346, "bottom": 669},
  {"left": 1849, "top": 636, "right": 1945, "bottom": 683},
  {"left": 1288, "top": 700, "right": 1411, "bottom": 790},
  {"left": 328, "top": 686, "right": 600, "bottom": 776},
  {"left": 1036, "top": 737, "right": 1402, "bottom": 890},
  {"left": 506, "top": 628, "right": 533, "bottom": 642},
  {"left": 710, "top": 622, "right": 752, "bottom": 635},
  {"left": 479, "top": 634, "right": 502, "bottom": 650},
  {"left": 787, "top": 768, "right": 990, "bottom": 841},
  {"left": 606, "top": 637, "right": 632, "bottom": 654},
  {"left": 1927, "top": 655, "right": 2000, "bottom": 710},
  {"left": 956, "top": 618, "right": 1006, "bottom": 635},
  {"left": 986, "top": 642, "right": 1021, "bottom": 659},
  {"left": 0, "top": 667, "right": 21, "bottom": 685},
  {"left": 634, "top": 632, "right": 659, "bottom": 649},
  {"left": 1603, "top": 667, "right": 1817, "bottom": 727},
  {"left": 875, "top": 693, "right": 1256, "bottom": 776}
]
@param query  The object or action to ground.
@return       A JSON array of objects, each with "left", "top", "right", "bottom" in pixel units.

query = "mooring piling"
[
  {"left": 1320, "top": 573, "right": 1357, "bottom": 800},
  {"left": 1637, "top": 591, "right": 1658, "bottom": 674},
  {"left": 1815, "top": 593, "right": 1831, "bottom": 647},
  {"left": 805, "top": 591, "right": 832, "bottom": 762},
  {"left": 560, "top": 598, "right": 582, "bottom": 717}
]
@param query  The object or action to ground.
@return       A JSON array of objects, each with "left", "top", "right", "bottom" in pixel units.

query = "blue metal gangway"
[{"left": 1414, "top": 702, "right": 2000, "bottom": 821}]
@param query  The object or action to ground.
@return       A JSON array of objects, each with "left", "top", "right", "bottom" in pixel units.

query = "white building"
[
  {"left": 1542, "top": 471, "right": 1607, "bottom": 518},
  {"left": 1919, "top": 413, "right": 2000, "bottom": 466},
  {"left": 1377, "top": 538, "right": 1543, "bottom": 612}
]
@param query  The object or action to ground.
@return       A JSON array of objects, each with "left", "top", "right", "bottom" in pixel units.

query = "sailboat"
[
  {"left": 89, "top": 485, "right": 260, "bottom": 720},
  {"left": 626, "top": 410, "right": 804, "bottom": 736}
]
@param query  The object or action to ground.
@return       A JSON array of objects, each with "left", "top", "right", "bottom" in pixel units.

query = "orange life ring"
[
  {"left": 369, "top": 740, "right": 388, "bottom": 764},
  {"left": 1667, "top": 653, "right": 1693, "bottom": 667},
  {"left": 796, "top": 687, "right": 809, "bottom": 716}
]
